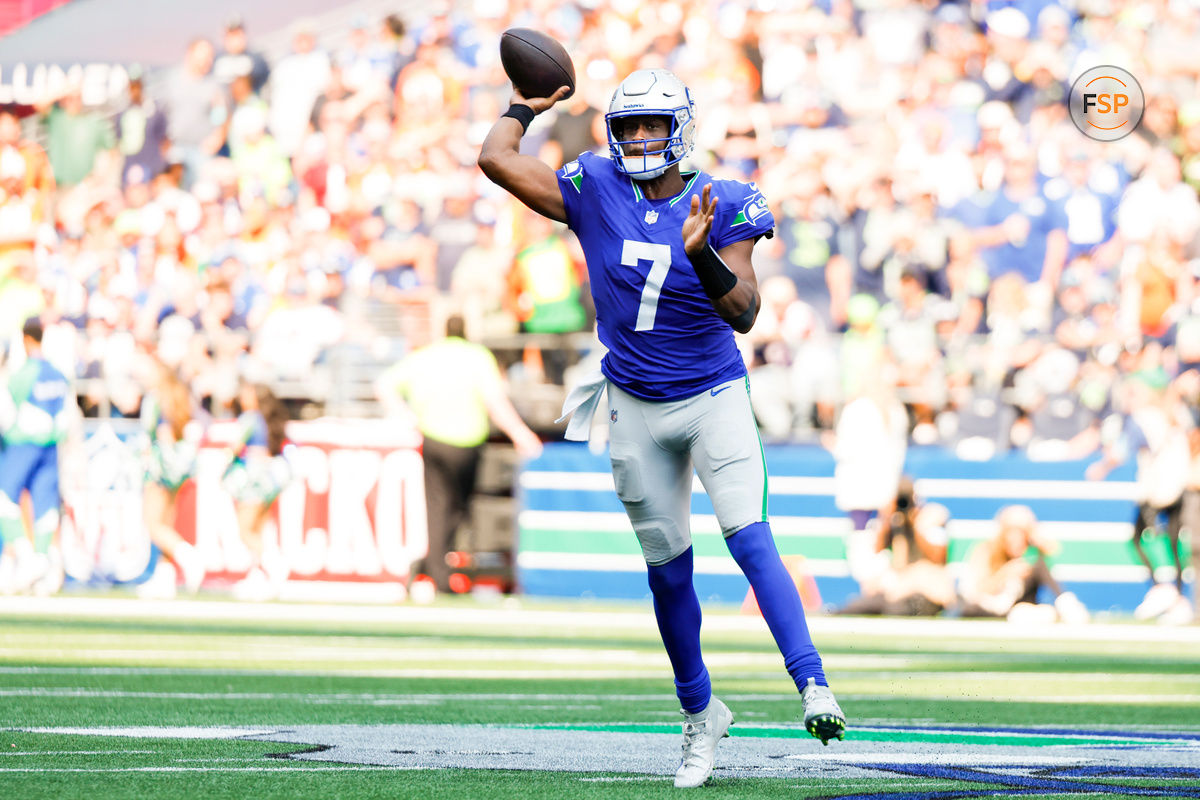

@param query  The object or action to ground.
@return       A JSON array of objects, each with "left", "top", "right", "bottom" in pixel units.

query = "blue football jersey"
[
  {"left": 3, "top": 357, "right": 70, "bottom": 446},
  {"left": 557, "top": 152, "right": 775, "bottom": 401}
]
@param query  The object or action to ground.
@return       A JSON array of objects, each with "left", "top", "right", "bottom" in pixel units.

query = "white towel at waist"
[{"left": 555, "top": 368, "right": 607, "bottom": 442}]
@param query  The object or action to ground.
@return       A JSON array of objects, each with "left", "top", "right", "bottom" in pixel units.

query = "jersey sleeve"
[
  {"left": 556, "top": 152, "right": 592, "bottom": 232},
  {"left": 711, "top": 179, "right": 775, "bottom": 250}
]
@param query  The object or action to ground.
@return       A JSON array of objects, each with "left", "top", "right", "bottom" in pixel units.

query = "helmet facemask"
[{"left": 605, "top": 69, "right": 696, "bottom": 180}]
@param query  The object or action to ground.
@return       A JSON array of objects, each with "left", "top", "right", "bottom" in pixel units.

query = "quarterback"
[{"left": 479, "top": 68, "right": 845, "bottom": 787}]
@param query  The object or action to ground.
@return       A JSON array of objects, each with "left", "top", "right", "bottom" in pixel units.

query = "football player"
[
  {"left": 0, "top": 318, "right": 71, "bottom": 595},
  {"left": 479, "top": 68, "right": 845, "bottom": 787}
]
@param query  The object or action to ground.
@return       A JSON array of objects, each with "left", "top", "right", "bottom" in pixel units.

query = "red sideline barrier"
[{"left": 63, "top": 418, "right": 426, "bottom": 589}]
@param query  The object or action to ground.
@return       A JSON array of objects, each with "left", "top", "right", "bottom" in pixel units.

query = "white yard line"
[
  {"left": 7, "top": 687, "right": 1200, "bottom": 705},
  {"left": 3, "top": 596, "right": 1197, "bottom": 644}
]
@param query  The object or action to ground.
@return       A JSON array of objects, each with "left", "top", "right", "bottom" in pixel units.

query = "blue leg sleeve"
[
  {"left": 727, "top": 521, "right": 827, "bottom": 690},
  {"left": 647, "top": 547, "right": 711, "bottom": 713}
]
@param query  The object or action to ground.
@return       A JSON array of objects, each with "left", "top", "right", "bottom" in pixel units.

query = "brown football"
[{"left": 499, "top": 28, "right": 576, "bottom": 100}]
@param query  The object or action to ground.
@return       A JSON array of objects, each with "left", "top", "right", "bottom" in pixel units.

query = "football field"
[{"left": 2, "top": 595, "right": 1199, "bottom": 799}]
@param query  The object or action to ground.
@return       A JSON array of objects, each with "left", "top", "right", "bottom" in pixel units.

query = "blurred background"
[{"left": 0, "top": 0, "right": 1196, "bottom": 620}]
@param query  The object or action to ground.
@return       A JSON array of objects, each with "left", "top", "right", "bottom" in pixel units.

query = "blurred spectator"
[
  {"left": 163, "top": 38, "right": 227, "bottom": 185},
  {"left": 508, "top": 212, "right": 586, "bottom": 337},
  {"left": 773, "top": 168, "right": 848, "bottom": 330},
  {"left": 1087, "top": 367, "right": 1193, "bottom": 622},
  {"left": 830, "top": 358, "right": 907, "bottom": 590},
  {"left": 337, "top": 13, "right": 407, "bottom": 93},
  {"left": 269, "top": 22, "right": 332, "bottom": 156},
  {"left": 956, "top": 505, "right": 1088, "bottom": 623},
  {"left": 1021, "top": 346, "right": 1100, "bottom": 460},
  {"left": 428, "top": 195, "right": 479, "bottom": 293},
  {"left": 1131, "top": 231, "right": 1187, "bottom": 342},
  {"left": 229, "top": 106, "right": 292, "bottom": 206},
  {"left": 0, "top": 143, "right": 41, "bottom": 273},
  {"left": 940, "top": 370, "right": 1018, "bottom": 461},
  {"left": 839, "top": 293, "right": 887, "bottom": 398},
  {"left": 224, "top": 73, "right": 270, "bottom": 160},
  {"left": 252, "top": 273, "right": 344, "bottom": 380},
  {"left": 746, "top": 278, "right": 836, "bottom": 440},
  {"left": 960, "top": 144, "right": 1068, "bottom": 288},
  {"left": 941, "top": 233, "right": 989, "bottom": 340},
  {"left": 114, "top": 68, "right": 170, "bottom": 186},
  {"left": 0, "top": 253, "right": 45, "bottom": 350},
  {"left": 367, "top": 199, "right": 436, "bottom": 297},
  {"left": 544, "top": 90, "right": 603, "bottom": 167},
  {"left": 0, "top": 106, "right": 54, "bottom": 240},
  {"left": 851, "top": 176, "right": 905, "bottom": 303},
  {"left": 1181, "top": 102, "right": 1200, "bottom": 194},
  {"left": 213, "top": 16, "right": 270, "bottom": 93},
  {"left": 1117, "top": 148, "right": 1200, "bottom": 250},
  {"left": 878, "top": 266, "right": 945, "bottom": 440},
  {"left": 837, "top": 476, "right": 956, "bottom": 616},
  {"left": 38, "top": 80, "right": 116, "bottom": 188},
  {"left": 1045, "top": 150, "right": 1121, "bottom": 265},
  {"left": 451, "top": 221, "right": 517, "bottom": 338}
]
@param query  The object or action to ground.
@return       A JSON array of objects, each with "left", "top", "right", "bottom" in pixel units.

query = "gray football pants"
[{"left": 607, "top": 376, "right": 768, "bottom": 566}]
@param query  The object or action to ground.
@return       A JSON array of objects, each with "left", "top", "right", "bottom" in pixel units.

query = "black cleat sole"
[{"left": 806, "top": 714, "right": 846, "bottom": 746}]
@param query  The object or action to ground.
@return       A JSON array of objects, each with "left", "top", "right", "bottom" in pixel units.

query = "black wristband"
[
  {"left": 501, "top": 104, "right": 536, "bottom": 133},
  {"left": 689, "top": 242, "right": 739, "bottom": 301}
]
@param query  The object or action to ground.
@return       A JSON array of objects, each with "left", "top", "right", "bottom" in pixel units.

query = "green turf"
[{"left": 1, "top": 598, "right": 1198, "bottom": 799}]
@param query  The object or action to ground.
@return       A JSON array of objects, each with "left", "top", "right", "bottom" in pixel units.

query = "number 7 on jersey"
[{"left": 622, "top": 239, "right": 672, "bottom": 331}]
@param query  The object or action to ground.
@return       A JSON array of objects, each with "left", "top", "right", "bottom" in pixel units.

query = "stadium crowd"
[{"left": 0, "top": 0, "right": 1198, "bottom": 457}]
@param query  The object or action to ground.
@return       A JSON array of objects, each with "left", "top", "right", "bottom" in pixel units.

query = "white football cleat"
[
  {"left": 1134, "top": 583, "right": 1179, "bottom": 620},
  {"left": 136, "top": 560, "right": 179, "bottom": 600},
  {"left": 1054, "top": 591, "right": 1090, "bottom": 624},
  {"left": 802, "top": 677, "right": 846, "bottom": 745},
  {"left": 674, "top": 696, "right": 733, "bottom": 788},
  {"left": 174, "top": 542, "right": 206, "bottom": 595},
  {"left": 1158, "top": 596, "right": 1195, "bottom": 627},
  {"left": 408, "top": 576, "right": 437, "bottom": 605},
  {"left": 232, "top": 566, "right": 276, "bottom": 602},
  {"left": 29, "top": 546, "right": 65, "bottom": 597}
]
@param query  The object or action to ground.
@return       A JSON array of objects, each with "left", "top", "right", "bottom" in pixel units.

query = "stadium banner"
[
  {"left": 516, "top": 443, "right": 1191, "bottom": 614},
  {"left": 61, "top": 418, "right": 426, "bottom": 600}
]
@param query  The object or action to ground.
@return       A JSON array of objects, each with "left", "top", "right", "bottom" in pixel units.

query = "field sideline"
[{"left": 2, "top": 595, "right": 1199, "bottom": 799}]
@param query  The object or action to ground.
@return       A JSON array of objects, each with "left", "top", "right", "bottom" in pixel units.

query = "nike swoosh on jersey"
[{"left": 710, "top": 386, "right": 731, "bottom": 396}]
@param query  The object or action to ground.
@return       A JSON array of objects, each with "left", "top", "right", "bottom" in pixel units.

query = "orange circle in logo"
[{"left": 1069, "top": 66, "right": 1144, "bottom": 142}]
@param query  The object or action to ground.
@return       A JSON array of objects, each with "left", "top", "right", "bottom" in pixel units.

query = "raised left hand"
[{"left": 682, "top": 183, "right": 717, "bottom": 256}]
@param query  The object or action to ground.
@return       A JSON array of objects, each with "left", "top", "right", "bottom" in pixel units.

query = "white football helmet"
[{"left": 606, "top": 69, "right": 696, "bottom": 180}]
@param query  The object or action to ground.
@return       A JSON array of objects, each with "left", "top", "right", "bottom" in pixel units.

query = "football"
[{"left": 499, "top": 28, "right": 576, "bottom": 101}]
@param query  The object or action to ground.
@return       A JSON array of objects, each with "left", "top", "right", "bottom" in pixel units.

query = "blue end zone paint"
[
  {"left": 824, "top": 762, "right": 1200, "bottom": 800},
  {"left": 860, "top": 724, "right": 1200, "bottom": 741}
]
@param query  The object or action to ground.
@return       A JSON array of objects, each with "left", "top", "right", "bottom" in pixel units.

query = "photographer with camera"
[{"left": 837, "top": 476, "right": 957, "bottom": 616}]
